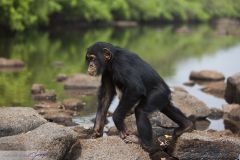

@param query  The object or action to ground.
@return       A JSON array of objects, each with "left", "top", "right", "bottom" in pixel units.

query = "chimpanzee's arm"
[{"left": 93, "top": 71, "right": 115, "bottom": 137}]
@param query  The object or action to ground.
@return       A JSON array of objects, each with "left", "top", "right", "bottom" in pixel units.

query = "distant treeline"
[{"left": 1, "top": 0, "right": 240, "bottom": 31}]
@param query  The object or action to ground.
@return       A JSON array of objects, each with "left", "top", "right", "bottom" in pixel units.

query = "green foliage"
[
  {"left": 1, "top": 0, "right": 240, "bottom": 31},
  {"left": 0, "top": 0, "right": 61, "bottom": 31}
]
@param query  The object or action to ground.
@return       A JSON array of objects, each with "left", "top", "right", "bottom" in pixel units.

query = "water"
[{"left": 0, "top": 24, "right": 240, "bottom": 131}]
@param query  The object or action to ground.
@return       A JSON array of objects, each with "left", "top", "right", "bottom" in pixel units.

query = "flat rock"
[
  {"left": 0, "top": 58, "right": 24, "bottom": 67},
  {"left": 0, "top": 107, "right": 47, "bottom": 137},
  {"left": 172, "top": 130, "right": 240, "bottom": 160},
  {"left": 64, "top": 74, "right": 100, "bottom": 95},
  {"left": 150, "top": 111, "right": 178, "bottom": 128},
  {"left": 171, "top": 89, "right": 211, "bottom": 119},
  {"left": 0, "top": 123, "right": 79, "bottom": 160},
  {"left": 225, "top": 73, "right": 240, "bottom": 104},
  {"left": 201, "top": 81, "right": 226, "bottom": 98},
  {"left": 56, "top": 73, "right": 68, "bottom": 82},
  {"left": 79, "top": 136, "right": 150, "bottom": 160},
  {"left": 223, "top": 104, "right": 240, "bottom": 121},
  {"left": 190, "top": 70, "right": 225, "bottom": 81}
]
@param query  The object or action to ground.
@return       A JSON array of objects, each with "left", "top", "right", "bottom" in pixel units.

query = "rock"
[
  {"left": 64, "top": 73, "right": 100, "bottom": 95},
  {"left": 190, "top": 70, "right": 225, "bottom": 81},
  {"left": 223, "top": 104, "right": 240, "bottom": 121},
  {"left": 69, "top": 126, "right": 93, "bottom": 139},
  {"left": 38, "top": 108, "right": 76, "bottom": 126},
  {"left": 0, "top": 123, "right": 79, "bottom": 160},
  {"left": 171, "top": 130, "right": 240, "bottom": 160},
  {"left": 56, "top": 73, "right": 68, "bottom": 82},
  {"left": 225, "top": 73, "right": 240, "bottom": 104},
  {"left": 31, "top": 83, "right": 45, "bottom": 94},
  {"left": 201, "top": 81, "right": 226, "bottom": 98},
  {"left": 171, "top": 89, "right": 211, "bottom": 119},
  {"left": 183, "top": 80, "right": 195, "bottom": 87},
  {"left": 208, "top": 108, "right": 223, "bottom": 120},
  {"left": 63, "top": 98, "right": 85, "bottom": 111},
  {"left": 79, "top": 136, "right": 150, "bottom": 160},
  {"left": 0, "top": 57, "right": 24, "bottom": 67},
  {"left": 176, "top": 26, "right": 192, "bottom": 34},
  {"left": 215, "top": 18, "right": 240, "bottom": 36},
  {"left": 224, "top": 119, "right": 240, "bottom": 135},
  {"left": 0, "top": 107, "right": 47, "bottom": 137},
  {"left": 34, "top": 102, "right": 63, "bottom": 110},
  {"left": 32, "top": 90, "right": 57, "bottom": 102},
  {"left": 150, "top": 112, "right": 178, "bottom": 128},
  {"left": 194, "top": 119, "right": 210, "bottom": 131}
]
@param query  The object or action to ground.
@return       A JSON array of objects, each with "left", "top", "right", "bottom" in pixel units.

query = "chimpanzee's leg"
[
  {"left": 161, "top": 103, "right": 193, "bottom": 137},
  {"left": 112, "top": 90, "right": 141, "bottom": 139}
]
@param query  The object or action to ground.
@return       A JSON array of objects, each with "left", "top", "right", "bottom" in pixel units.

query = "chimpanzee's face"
[
  {"left": 86, "top": 43, "right": 112, "bottom": 76},
  {"left": 86, "top": 53, "right": 99, "bottom": 76}
]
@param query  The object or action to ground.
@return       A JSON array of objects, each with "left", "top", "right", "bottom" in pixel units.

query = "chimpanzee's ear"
[{"left": 103, "top": 48, "right": 112, "bottom": 61}]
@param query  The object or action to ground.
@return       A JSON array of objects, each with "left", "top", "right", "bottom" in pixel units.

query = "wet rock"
[
  {"left": 208, "top": 108, "right": 223, "bottom": 120},
  {"left": 223, "top": 104, "right": 240, "bottom": 121},
  {"left": 63, "top": 98, "right": 85, "bottom": 111},
  {"left": 0, "top": 123, "right": 79, "bottom": 160},
  {"left": 201, "top": 81, "right": 226, "bottom": 98},
  {"left": 0, "top": 57, "right": 24, "bottom": 67},
  {"left": 64, "top": 73, "right": 100, "bottom": 95},
  {"left": 225, "top": 73, "right": 240, "bottom": 104},
  {"left": 171, "top": 89, "right": 211, "bottom": 119},
  {"left": 34, "top": 101, "right": 63, "bottom": 110},
  {"left": 0, "top": 107, "right": 47, "bottom": 137},
  {"left": 32, "top": 90, "right": 57, "bottom": 102},
  {"left": 171, "top": 130, "right": 240, "bottom": 160},
  {"left": 56, "top": 73, "right": 68, "bottom": 82},
  {"left": 194, "top": 119, "right": 210, "bottom": 131},
  {"left": 31, "top": 83, "right": 45, "bottom": 94},
  {"left": 79, "top": 136, "right": 150, "bottom": 160},
  {"left": 190, "top": 70, "right": 225, "bottom": 81}
]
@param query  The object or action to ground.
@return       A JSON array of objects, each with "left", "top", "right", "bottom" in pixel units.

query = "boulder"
[
  {"left": 223, "top": 104, "right": 240, "bottom": 121},
  {"left": 31, "top": 83, "right": 45, "bottom": 94},
  {"left": 172, "top": 130, "right": 240, "bottom": 160},
  {"left": 150, "top": 112, "right": 178, "bottom": 128},
  {"left": 225, "top": 73, "right": 240, "bottom": 104},
  {"left": 201, "top": 81, "right": 226, "bottom": 98},
  {"left": 64, "top": 74, "right": 100, "bottom": 95},
  {"left": 190, "top": 70, "right": 225, "bottom": 81},
  {"left": 79, "top": 136, "right": 150, "bottom": 160},
  {"left": 0, "top": 58, "right": 24, "bottom": 67},
  {"left": 0, "top": 107, "right": 47, "bottom": 137},
  {"left": 0, "top": 123, "right": 79, "bottom": 160},
  {"left": 171, "top": 90, "right": 211, "bottom": 119}
]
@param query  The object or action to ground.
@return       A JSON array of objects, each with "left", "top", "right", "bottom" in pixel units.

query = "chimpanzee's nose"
[{"left": 90, "top": 64, "right": 94, "bottom": 68}]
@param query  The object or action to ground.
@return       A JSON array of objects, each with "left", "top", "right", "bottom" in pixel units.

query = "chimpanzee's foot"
[
  {"left": 91, "top": 130, "right": 102, "bottom": 138},
  {"left": 173, "top": 121, "right": 193, "bottom": 137}
]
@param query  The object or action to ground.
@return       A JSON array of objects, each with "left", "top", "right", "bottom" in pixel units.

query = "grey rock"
[
  {"left": 79, "top": 136, "right": 150, "bottom": 160},
  {"left": 171, "top": 90, "right": 211, "bottom": 119},
  {"left": 31, "top": 83, "right": 45, "bottom": 94},
  {"left": 223, "top": 104, "right": 240, "bottom": 121},
  {"left": 0, "top": 107, "right": 47, "bottom": 137},
  {"left": 225, "top": 73, "right": 240, "bottom": 104},
  {"left": 201, "top": 81, "right": 226, "bottom": 98},
  {"left": 172, "top": 130, "right": 240, "bottom": 160},
  {"left": 190, "top": 70, "right": 225, "bottom": 81},
  {"left": 0, "top": 58, "right": 24, "bottom": 67},
  {"left": 0, "top": 123, "right": 79, "bottom": 160}
]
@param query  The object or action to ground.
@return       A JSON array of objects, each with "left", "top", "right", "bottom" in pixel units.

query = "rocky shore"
[{"left": 0, "top": 70, "right": 240, "bottom": 160}]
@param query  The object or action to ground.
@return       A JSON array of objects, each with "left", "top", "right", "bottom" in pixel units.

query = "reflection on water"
[{"left": 0, "top": 24, "right": 240, "bottom": 131}]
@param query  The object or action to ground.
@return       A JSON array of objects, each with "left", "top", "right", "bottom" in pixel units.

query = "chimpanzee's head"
[{"left": 86, "top": 42, "right": 114, "bottom": 76}]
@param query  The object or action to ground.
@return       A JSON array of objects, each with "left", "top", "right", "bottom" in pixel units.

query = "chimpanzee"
[{"left": 86, "top": 42, "right": 193, "bottom": 152}]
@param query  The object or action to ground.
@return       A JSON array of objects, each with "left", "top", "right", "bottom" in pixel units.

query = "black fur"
[{"left": 86, "top": 42, "right": 193, "bottom": 150}]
